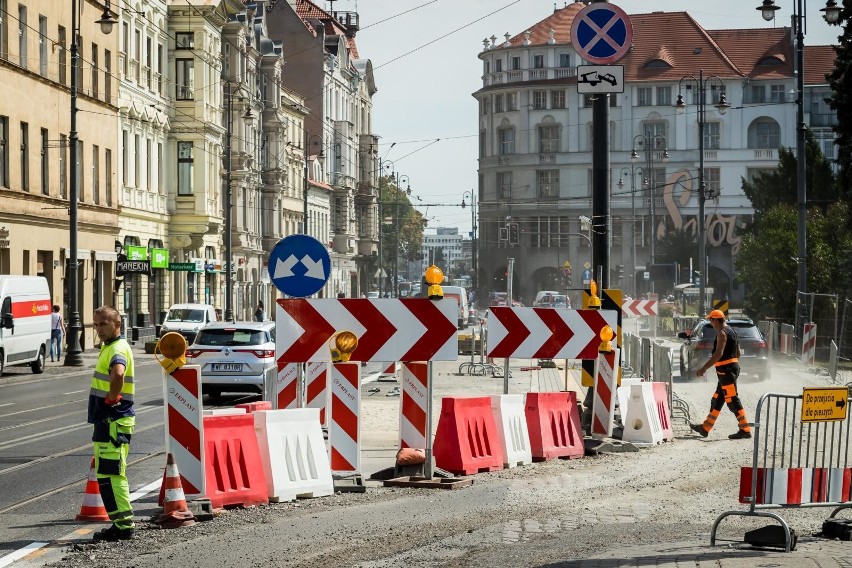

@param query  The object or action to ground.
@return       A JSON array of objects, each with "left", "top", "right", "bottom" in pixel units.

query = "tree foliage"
[
  {"left": 828, "top": 0, "right": 852, "bottom": 196},
  {"left": 379, "top": 175, "right": 425, "bottom": 282}
]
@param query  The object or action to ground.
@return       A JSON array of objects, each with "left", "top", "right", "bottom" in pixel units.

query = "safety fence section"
[{"left": 711, "top": 389, "right": 852, "bottom": 552}]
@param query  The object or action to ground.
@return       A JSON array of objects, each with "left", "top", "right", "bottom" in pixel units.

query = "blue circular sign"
[
  {"left": 571, "top": 3, "right": 634, "bottom": 65},
  {"left": 268, "top": 234, "right": 331, "bottom": 298}
]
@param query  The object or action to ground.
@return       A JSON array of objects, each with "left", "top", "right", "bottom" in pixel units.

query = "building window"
[
  {"left": 157, "top": 43, "right": 163, "bottom": 94},
  {"left": 748, "top": 118, "right": 781, "bottom": 148},
  {"left": 643, "top": 121, "right": 667, "bottom": 141},
  {"left": 750, "top": 85, "right": 765, "bottom": 103},
  {"left": 175, "top": 32, "right": 194, "bottom": 49},
  {"left": 537, "top": 170, "right": 559, "bottom": 199},
  {"left": 483, "top": 61, "right": 490, "bottom": 74},
  {"left": 558, "top": 53, "right": 571, "bottom": 67},
  {"left": 40, "top": 128, "right": 48, "bottom": 195},
  {"left": 533, "top": 91, "right": 547, "bottom": 110},
  {"left": 176, "top": 59, "right": 194, "bottom": 100},
  {"left": 92, "top": 145, "right": 99, "bottom": 204},
  {"left": 704, "top": 167, "right": 721, "bottom": 198},
  {"left": 533, "top": 54, "right": 544, "bottom": 69},
  {"left": 497, "top": 171, "right": 512, "bottom": 199},
  {"left": 134, "top": 29, "right": 140, "bottom": 81},
  {"left": 637, "top": 87, "right": 653, "bottom": 106},
  {"left": 703, "top": 122, "right": 720, "bottom": 150},
  {"left": 121, "top": 130, "right": 128, "bottom": 186},
  {"left": 770, "top": 84, "right": 785, "bottom": 103},
  {"left": 104, "top": 49, "right": 111, "bottom": 103},
  {"left": 134, "top": 134, "right": 140, "bottom": 187},
  {"left": 91, "top": 43, "right": 98, "bottom": 98},
  {"left": 494, "top": 94, "right": 504, "bottom": 113},
  {"left": 551, "top": 90, "right": 565, "bottom": 109},
  {"left": 507, "top": 92, "right": 518, "bottom": 111},
  {"left": 0, "top": 116, "right": 7, "bottom": 188},
  {"left": 38, "top": 15, "right": 47, "bottom": 76},
  {"left": 18, "top": 4, "right": 26, "bottom": 69},
  {"left": 539, "top": 125, "right": 560, "bottom": 153},
  {"left": 122, "top": 22, "right": 128, "bottom": 76},
  {"left": 77, "top": 139, "right": 83, "bottom": 199},
  {"left": 157, "top": 143, "right": 162, "bottom": 191},
  {"left": 657, "top": 86, "right": 671, "bottom": 106},
  {"left": 495, "top": 58, "right": 502, "bottom": 72},
  {"left": 146, "top": 138, "right": 151, "bottom": 189},
  {"left": 479, "top": 130, "right": 485, "bottom": 158},
  {"left": 0, "top": 0, "right": 7, "bottom": 59},
  {"left": 105, "top": 148, "right": 112, "bottom": 205},
  {"left": 20, "top": 122, "right": 28, "bottom": 191},
  {"left": 481, "top": 97, "right": 491, "bottom": 116},
  {"left": 511, "top": 56, "right": 520, "bottom": 70},
  {"left": 59, "top": 134, "right": 66, "bottom": 197},
  {"left": 58, "top": 26, "right": 66, "bottom": 84},
  {"left": 177, "top": 141, "right": 193, "bottom": 195},
  {"left": 145, "top": 37, "right": 151, "bottom": 88},
  {"left": 498, "top": 127, "right": 515, "bottom": 155}
]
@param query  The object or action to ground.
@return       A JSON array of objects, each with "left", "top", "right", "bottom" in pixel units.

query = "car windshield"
[
  {"left": 166, "top": 309, "right": 205, "bottom": 323},
  {"left": 698, "top": 322, "right": 760, "bottom": 340},
  {"left": 196, "top": 328, "right": 268, "bottom": 346}
]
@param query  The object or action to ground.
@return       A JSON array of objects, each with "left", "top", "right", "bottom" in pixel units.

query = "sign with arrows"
[
  {"left": 275, "top": 298, "right": 458, "bottom": 362},
  {"left": 622, "top": 299, "right": 658, "bottom": 317},
  {"left": 487, "top": 308, "right": 618, "bottom": 360},
  {"left": 577, "top": 65, "right": 624, "bottom": 94},
  {"left": 268, "top": 234, "right": 331, "bottom": 298},
  {"left": 801, "top": 387, "right": 849, "bottom": 423}
]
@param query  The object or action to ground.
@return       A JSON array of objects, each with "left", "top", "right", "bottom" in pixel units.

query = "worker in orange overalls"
[{"left": 691, "top": 310, "right": 752, "bottom": 440}]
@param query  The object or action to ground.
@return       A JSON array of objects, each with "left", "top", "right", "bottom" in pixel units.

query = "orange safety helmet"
[{"left": 706, "top": 309, "right": 726, "bottom": 320}]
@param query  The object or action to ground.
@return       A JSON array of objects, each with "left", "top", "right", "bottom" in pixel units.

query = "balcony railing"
[
  {"left": 753, "top": 149, "right": 775, "bottom": 160},
  {"left": 483, "top": 66, "right": 577, "bottom": 86}
]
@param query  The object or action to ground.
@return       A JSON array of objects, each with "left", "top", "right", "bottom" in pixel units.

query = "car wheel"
[
  {"left": 679, "top": 352, "right": 687, "bottom": 376},
  {"left": 31, "top": 347, "right": 45, "bottom": 374},
  {"left": 0, "top": 349, "right": 4, "bottom": 377}
]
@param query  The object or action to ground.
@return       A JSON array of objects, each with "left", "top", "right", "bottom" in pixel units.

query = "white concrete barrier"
[
  {"left": 202, "top": 408, "right": 247, "bottom": 416},
  {"left": 253, "top": 408, "right": 333, "bottom": 502},
  {"left": 490, "top": 394, "right": 532, "bottom": 468},
  {"left": 621, "top": 383, "right": 663, "bottom": 446}
]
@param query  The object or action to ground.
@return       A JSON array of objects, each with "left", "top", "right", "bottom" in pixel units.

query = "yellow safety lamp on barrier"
[
  {"left": 599, "top": 325, "right": 614, "bottom": 353},
  {"left": 330, "top": 330, "right": 359, "bottom": 363},
  {"left": 588, "top": 279, "right": 602, "bottom": 309},
  {"left": 155, "top": 332, "right": 187, "bottom": 373},
  {"left": 424, "top": 265, "right": 444, "bottom": 300}
]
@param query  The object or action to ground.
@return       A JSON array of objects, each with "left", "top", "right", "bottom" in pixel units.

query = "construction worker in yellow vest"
[{"left": 88, "top": 306, "right": 136, "bottom": 542}]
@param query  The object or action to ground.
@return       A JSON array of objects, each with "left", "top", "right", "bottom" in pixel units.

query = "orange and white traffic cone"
[
  {"left": 155, "top": 453, "right": 196, "bottom": 529},
  {"left": 76, "top": 457, "right": 110, "bottom": 522}
]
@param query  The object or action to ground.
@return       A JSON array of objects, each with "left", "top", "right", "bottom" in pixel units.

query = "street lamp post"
[
  {"left": 631, "top": 134, "right": 669, "bottom": 271},
  {"left": 676, "top": 71, "right": 729, "bottom": 316},
  {"left": 397, "top": 175, "right": 412, "bottom": 297},
  {"left": 756, "top": 0, "right": 841, "bottom": 346},
  {"left": 65, "top": 1, "right": 117, "bottom": 366},
  {"left": 617, "top": 165, "right": 644, "bottom": 297},
  {"left": 462, "top": 190, "right": 477, "bottom": 293}
]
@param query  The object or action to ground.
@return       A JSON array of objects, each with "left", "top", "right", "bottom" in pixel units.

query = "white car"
[{"left": 186, "top": 321, "right": 275, "bottom": 398}]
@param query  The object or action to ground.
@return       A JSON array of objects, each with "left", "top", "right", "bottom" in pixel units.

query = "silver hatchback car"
[{"left": 186, "top": 321, "right": 276, "bottom": 398}]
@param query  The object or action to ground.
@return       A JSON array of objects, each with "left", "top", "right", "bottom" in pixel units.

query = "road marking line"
[
  {"left": 0, "top": 542, "right": 49, "bottom": 568},
  {"left": 0, "top": 403, "right": 13, "bottom": 408},
  {"left": 63, "top": 390, "right": 86, "bottom": 395},
  {"left": 130, "top": 478, "right": 162, "bottom": 501}
]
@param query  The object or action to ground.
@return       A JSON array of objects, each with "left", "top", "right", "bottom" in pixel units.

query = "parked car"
[
  {"left": 533, "top": 290, "right": 559, "bottom": 307},
  {"left": 160, "top": 303, "right": 218, "bottom": 344},
  {"left": 366, "top": 291, "right": 380, "bottom": 299},
  {"left": 186, "top": 321, "right": 276, "bottom": 398},
  {"left": 677, "top": 318, "right": 770, "bottom": 381}
]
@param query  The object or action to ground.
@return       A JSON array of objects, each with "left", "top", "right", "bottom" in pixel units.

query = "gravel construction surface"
[{"left": 42, "top": 345, "right": 851, "bottom": 568}]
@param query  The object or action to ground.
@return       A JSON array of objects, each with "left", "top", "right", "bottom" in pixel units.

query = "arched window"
[
  {"left": 538, "top": 116, "right": 561, "bottom": 153},
  {"left": 748, "top": 117, "right": 781, "bottom": 149},
  {"left": 757, "top": 56, "right": 784, "bottom": 66},
  {"left": 644, "top": 59, "right": 672, "bottom": 68},
  {"left": 498, "top": 118, "right": 515, "bottom": 155}
]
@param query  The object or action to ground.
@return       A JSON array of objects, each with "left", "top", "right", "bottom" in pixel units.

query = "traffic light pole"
[{"left": 503, "top": 257, "right": 514, "bottom": 395}]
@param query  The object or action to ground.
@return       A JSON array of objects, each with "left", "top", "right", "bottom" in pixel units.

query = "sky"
[{"left": 340, "top": 0, "right": 843, "bottom": 236}]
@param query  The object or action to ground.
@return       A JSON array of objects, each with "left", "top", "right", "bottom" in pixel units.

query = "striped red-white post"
[
  {"left": 329, "top": 362, "right": 361, "bottom": 475},
  {"left": 275, "top": 362, "right": 299, "bottom": 409},
  {"left": 306, "top": 361, "right": 329, "bottom": 427},
  {"left": 802, "top": 323, "right": 817, "bottom": 366},
  {"left": 399, "top": 361, "right": 428, "bottom": 449},
  {"left": 381, "top": 361, "right": 398, "bottom": 377},
  {"left": 163, "top": 365, "right": 205, "bottom": 498},
  {"left": 591, "top": 348, "right": 619, "bottom": 438}
]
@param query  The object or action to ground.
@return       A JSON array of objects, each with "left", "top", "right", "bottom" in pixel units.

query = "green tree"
[
  {"left": 380, "top": 175, "right": 425, "bottom": 284},
  {"left": 828, "top": 1, "right": 852, "bottom": 196}
]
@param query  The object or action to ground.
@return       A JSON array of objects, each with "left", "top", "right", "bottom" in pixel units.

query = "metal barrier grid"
[{"left": 711, "top": 391, "right": 852, "bottom": 552}]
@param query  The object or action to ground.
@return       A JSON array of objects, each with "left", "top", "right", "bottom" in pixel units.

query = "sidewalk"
[{"left": 0, "top": 343, "right": 155, "bottom": 386}]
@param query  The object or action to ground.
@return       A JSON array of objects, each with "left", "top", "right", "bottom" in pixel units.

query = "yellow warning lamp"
[
  {"left": 155, "top": 332, "right": 187, "bottom": 373},
  {"left": 329, "top": 330, "right": 359, "bottom": 362},
  {"left": 599, "top": 325, "right": 614, "bottom": 353},
  {"left": 424, "top": 265, "right": 444, "bottom": 300},
  {"left": 588, "top": 279, "right": 602, "bottom": 309}
]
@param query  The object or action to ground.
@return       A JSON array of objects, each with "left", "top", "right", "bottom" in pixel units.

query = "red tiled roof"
[
  {"left": 295, "top": 0, "right": 361, "bottom": 62},
  {"left": 708, "top": 28, "right": 791, "bottom": 79},
  {"left": 803, "top": 45, "right": 837, "bottom": 85},
  {"left": 505, "top": 2, "right": 585, "bottom": 46}
]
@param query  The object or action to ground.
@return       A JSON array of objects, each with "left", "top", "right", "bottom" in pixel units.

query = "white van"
[
  {"left": 0, "top": 276, "right": 51, "bottom": 376},
  {"left": 160, "top": 303, "right": 218, "bottom": 344},
  {"left": 442, "top": 286, "right": 469, "bottom": 329}
]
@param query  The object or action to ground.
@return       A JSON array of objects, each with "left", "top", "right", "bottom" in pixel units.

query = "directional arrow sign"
[
  {"left": 276, "top": 298, "right": 458, "bottom": 362},
  {"left": 268, "top": 234, "right": 331, "bottom": 297},
  {"left": 622, "top": 300, "right": 658, "bottom": 318},
  {"left": 487, "top": 308, "right": 618, "bottom": 360},
  {"left": 801, "top": 387, "right": 849, "bottom": 423}
]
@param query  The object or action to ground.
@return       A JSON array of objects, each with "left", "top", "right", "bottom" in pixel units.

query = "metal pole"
[
  {"left": 64, "top": 0, "right": 83, "bottom": 366},
  {"left": 647, "top": 139, "right": 655, "bottom": 268},
  {"left": 698, "top": 70, "right": 707, "bottom": 316},
  {"left": 503, "top": 257, "right": 514, "bottom": 394},
  {"left": 394, "top": 193, "right": 400, "bottom": 297},
  {"left": 425, "top": 359, "right": 434, "bottom": 479},
  {"left": 378, "top": 184, "right": 383, "bottom": 297},
  {"left": 592, "top": 96, "right": 610, "bottom": 287},
  {"left": 631, "top": 165, "right": 637, "bottom": 298},
  {"left": 224, "top": 83, "right": 234, "bottom": 322},
  {"left": 471, "top": 191, "right": 477, "bottom": 296},
  {"left": 794, "top": 0, "right": 808, "bottom": 352}
]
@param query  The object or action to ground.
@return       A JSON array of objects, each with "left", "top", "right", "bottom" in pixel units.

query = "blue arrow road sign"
[
  {"left": 571, "top": 3, "right": 633, "bottom": 65},
  {"left": 268, "top": 234, "right": 331, "bottom": 298}
]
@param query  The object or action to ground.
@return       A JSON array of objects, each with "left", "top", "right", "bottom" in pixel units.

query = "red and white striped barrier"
[
  {"left": 275, "top": 362, "right": 299, "bottom": 409},
  {"left": 621, "top": 300, "right": 658, "bottom": 317},
  {"left": 802, "top": 322, "right": 817, "bottom": 365},
  {"left": 306, "top": 362, "right": 329, "bottom": 427},
  {"left": 329, "top": 362, "right": 361, "bottom": 475},
  {"left": 399, "top": 361, "right": 428, "bottom": 449},
  {"left": 740, "top": 467, "right": 852, "bottom": 505},
  {"left": 780, "top": 333, "right": 793, "bottom": 355},
  {"left": 163, "top": 365, "right": 205, "bottom": 497},
  {"left": 381, "top": 362, "right": 399, "bottom": 377},
  {"left": 591, "top": 348, "right": 619, "bottom": 438}
]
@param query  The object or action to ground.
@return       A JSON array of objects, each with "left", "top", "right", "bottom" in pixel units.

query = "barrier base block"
[
  {"left": 383, "top": 476, "right": 474, "bottom": 490},
  {"left": 187, "top": 497, "right": 214, "bottom": 522},
  {"left": 333, "top": 474, "right": 366, "bottom": 493},
  {"left": 583, "top": 437, "right": 639, "bottom": 455}
]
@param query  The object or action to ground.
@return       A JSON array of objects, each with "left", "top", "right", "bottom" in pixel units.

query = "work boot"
[
  {"left": 92, "top": 525, "right": 135, "bottom": 542},
  {"left": 690, "top": 423, "right": 709, "bottom": 438},
  {"left": 728, "top": 429, "right": 752, "bottom": 440}
]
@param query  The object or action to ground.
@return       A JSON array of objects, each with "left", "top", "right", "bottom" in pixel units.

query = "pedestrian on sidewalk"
[
  {"left": 88, "top": 305, "right": 136, "bottom": 542},
  {"left": 254, "top": 301, "right": 265, "bottom": 322},
  {"left": 50, "top": 304, "right": 65, "bottom": 362},
  {"left": 691, "top": 310, "right": 752, "bottom": 440}
]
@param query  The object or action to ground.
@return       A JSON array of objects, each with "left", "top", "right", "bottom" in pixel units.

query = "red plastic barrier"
[
  {"left": 651, "top": 382, "right": 673, "bottom": 442},
  {"left": 235, "top": 401, "right": 272, "bottom": 413},
  {"left": 739, "top": 467, "right": 766, "bottom": 504},
  {"left": 433, "top": 397, "right": 504, "bottom": 475},
  {"left": 203, "top": 413, "right": 269, "bottom": 509},
  {"left": 525, "top": 392, "right": 584, "bottom": 460}
]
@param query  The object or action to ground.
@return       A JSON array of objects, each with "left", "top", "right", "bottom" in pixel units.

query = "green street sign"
[
  {"left": 151, "top": 248, "right": 169, "bottom": 269},
  {"left": 168, "top": 262, "right": 196, "bottom": 272},
  {"left": 126, "top": 245, "right": 148, "bottom": 261}
]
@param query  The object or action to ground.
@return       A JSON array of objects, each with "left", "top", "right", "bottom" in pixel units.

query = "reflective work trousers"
[{"left": 92, "top": 418, "right": 135, "bottom": 530}]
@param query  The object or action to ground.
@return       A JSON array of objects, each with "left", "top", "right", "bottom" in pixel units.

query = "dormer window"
[
  {"left": 757, "top": 56, "right": 784, "bottom": 66},
  {"left": 644, "top": 59, "right": 672, "bottom": 69}
]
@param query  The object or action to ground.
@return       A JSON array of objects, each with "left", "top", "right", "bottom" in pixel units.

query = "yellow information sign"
[{"left": 801, "top": 387, "right": 849, "bottom": 423}]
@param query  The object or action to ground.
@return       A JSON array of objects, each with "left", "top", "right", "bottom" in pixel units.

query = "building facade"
[{"left": 474, "top": 3, "right": 836, "bottom": 307}]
